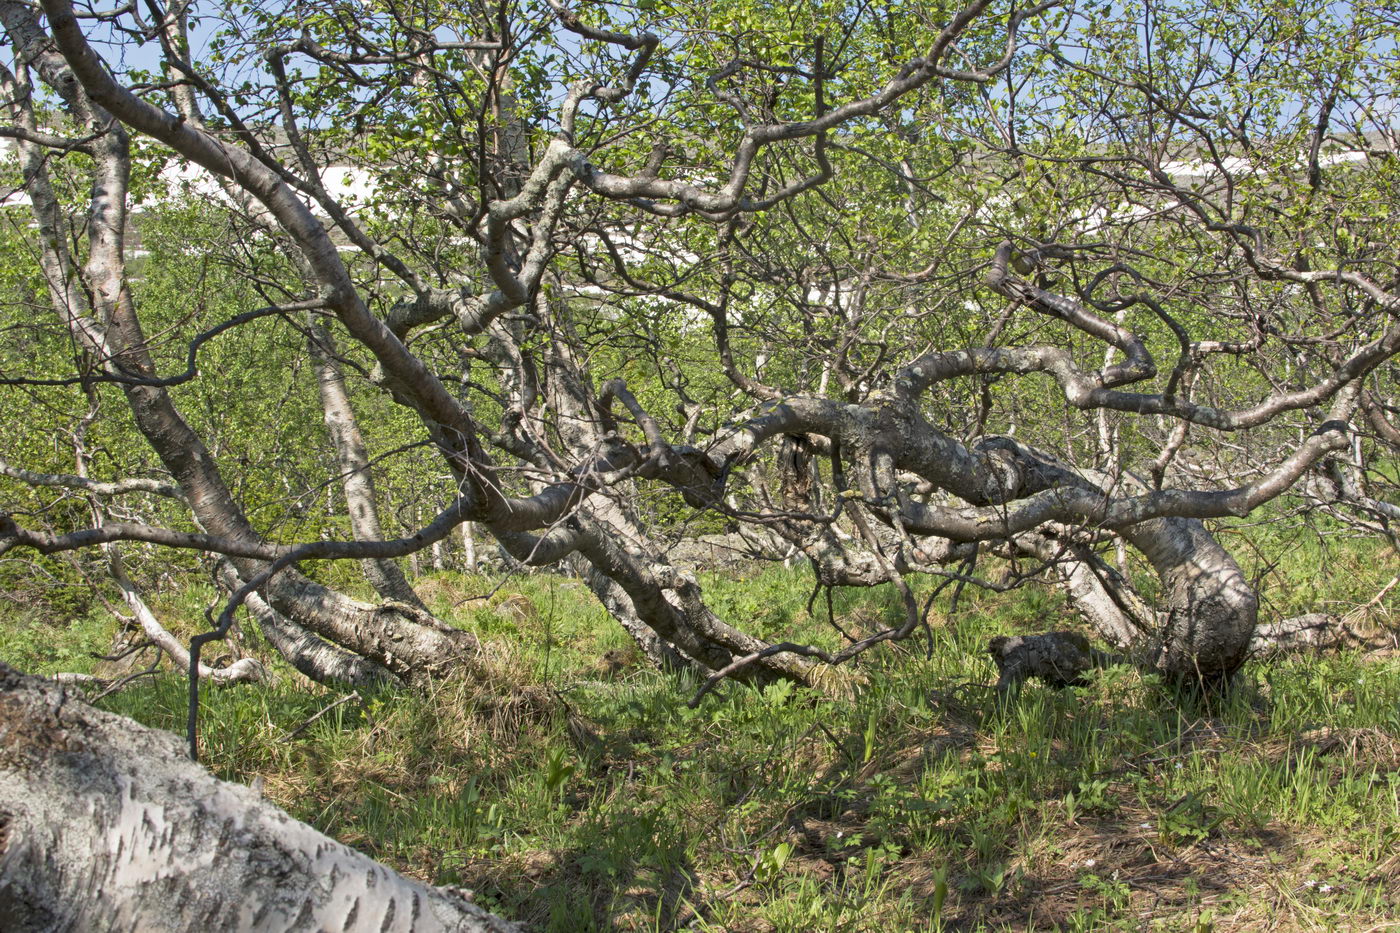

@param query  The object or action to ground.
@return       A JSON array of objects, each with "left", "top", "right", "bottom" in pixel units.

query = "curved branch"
[{"left": 0, "top": 458, "right": 182, "bottom": 499}]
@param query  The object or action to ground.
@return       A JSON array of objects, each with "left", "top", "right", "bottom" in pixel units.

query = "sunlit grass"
[{"left": 3, "top": 533, "right": 1399, "bottom": 930}]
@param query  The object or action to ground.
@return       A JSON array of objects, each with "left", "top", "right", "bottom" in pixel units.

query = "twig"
[
  {"left": 92, "top": 662, "right": 161, "bottom": 701},
  {"left": 279, "top": 691, "right": 361, "bottom": 742}
]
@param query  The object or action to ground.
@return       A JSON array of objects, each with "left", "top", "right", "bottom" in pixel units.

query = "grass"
[{"left": 3, "top": 542, "right": 1400, "bottom": 931}]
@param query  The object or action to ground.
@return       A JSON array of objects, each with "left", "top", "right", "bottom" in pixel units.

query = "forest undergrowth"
[{"left": 4, "top": 523, "right": 1399, "bottom": 932}]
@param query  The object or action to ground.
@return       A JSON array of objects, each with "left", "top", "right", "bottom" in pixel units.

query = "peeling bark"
[
  {"left": 1011, "top": 516, "right": 1259, "bottom": 682},
  {"left": 1126, "top": 517, "right": 1257, "bottom": 681},
  {"left": 0, "top": 663, "right": 519, "bottom": 932},
  {"left": 215, "top": 562, "right": 399, "bottom": 689}
]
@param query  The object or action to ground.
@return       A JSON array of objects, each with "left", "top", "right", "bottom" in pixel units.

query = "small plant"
[
  {"left": 1064, "top": 777, "right": 1115, "bottom": 822},
  {"left": 1158, "top": 791, "right": 1224, "bottom": 846},
  {"left": 928, "top": 864, "right": 949, "bottom": 930},
  {"left": 753, "top": 841, "right": 793, "bottom": 885},
  {"left": 862, "top": 708, "right": 879, "bottom": 764},
  {"left": 542, "top": 746, "right": 575, "bottom": 799},
  {"left": 960, "top": 860, "right": 1009, "bottom": 896},
  {"left": 1080, "top": 871, "right": 1131, "bottom": 910}
]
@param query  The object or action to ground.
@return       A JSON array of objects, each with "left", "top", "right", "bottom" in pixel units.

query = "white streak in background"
[
  {"left": 0, "top": 133, "right": 384, "bottom": 215},
  {"left": 1160, "top": 147, "right": 1371, "bottom": 179},
  {"left": 574, "top": 229, "right": 700, "bottom": 266},
  {"left": 0, "top": 138, "right": 30, "bottom": 208},
  {"left": 0, "top": 134, "right": 1381, "bottom": 266},
  {"left": 1159, "top": 155, "right": 1254, "bottom": 177},
  {"left": 157, "top": 161, "right": 381, "bottom": 216},
  {"left": 966, "top": 146, "right": 1378, "bottom": 238}
]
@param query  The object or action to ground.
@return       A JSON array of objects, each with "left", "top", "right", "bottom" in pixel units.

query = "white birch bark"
[
  {"left": 307, "top": 319, "right": 427, "bottom": 610},
  {"left": 109, "top": 548, "right": 265, "bottom": 685},
  {"left": 0, "top": 662, "right": 520, "bottom": 932}
]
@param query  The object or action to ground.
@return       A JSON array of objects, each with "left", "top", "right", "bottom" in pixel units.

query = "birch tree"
[{"left": 0, "top": 0, "right": 1396, "bottom": 701}]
